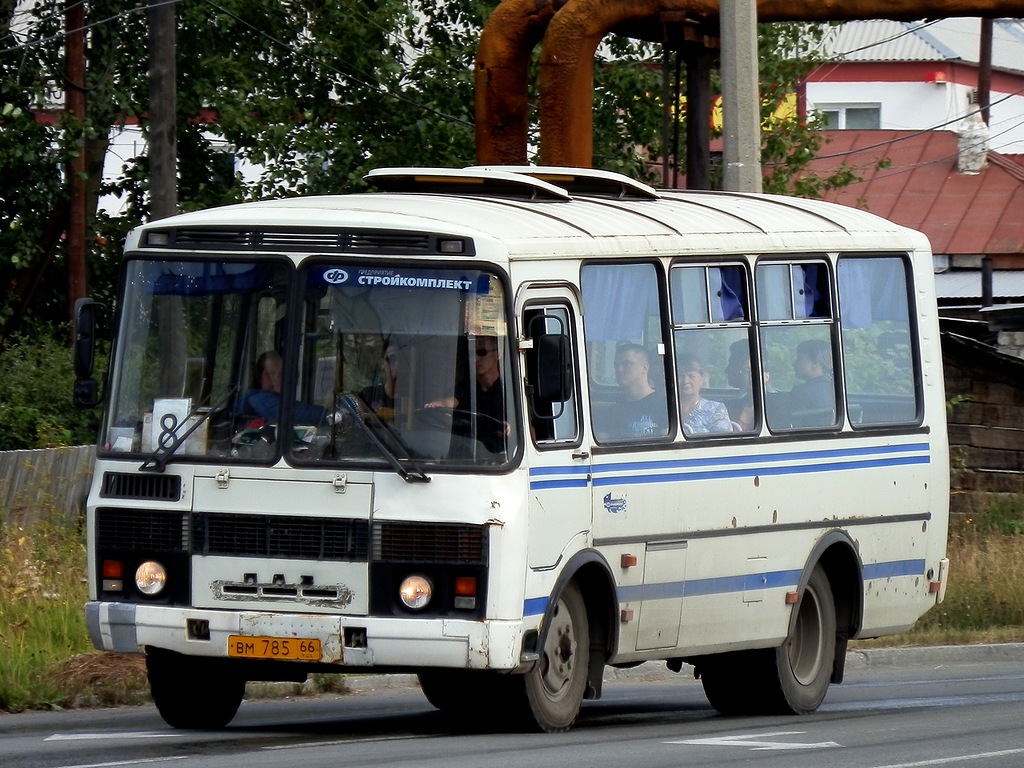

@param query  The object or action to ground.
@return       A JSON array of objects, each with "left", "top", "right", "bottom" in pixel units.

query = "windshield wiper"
[
  {"left": 336, "top": 394, "right": 430, "bottom": 483},
  {"left": 140, "top": 386, "right": 238, "bottom": 473}
]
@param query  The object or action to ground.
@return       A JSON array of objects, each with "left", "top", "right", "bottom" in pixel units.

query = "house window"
[{"left": 819, "top": 105, "right": 881, "bottom": 130}]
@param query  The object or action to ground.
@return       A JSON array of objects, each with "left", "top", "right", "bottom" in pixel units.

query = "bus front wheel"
[
  {"left": 146, "top": 648, "right": 245, "bottom": 729},
  {"left": 521, "top": 581, "right": 590, "bottom": 732}
]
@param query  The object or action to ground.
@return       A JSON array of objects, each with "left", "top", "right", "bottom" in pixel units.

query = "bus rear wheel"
[
  {"left": 772, "top": 565, "right": 836, "bottom": 714},
  {"left": 698, "top": 566, "right": 836, "bottom": 716},
  {"left": 146, "top": 648, "right": 245, "bottom": 729},
  {"left": 520, "top": 581, "right": 590, "bottom": 732}
]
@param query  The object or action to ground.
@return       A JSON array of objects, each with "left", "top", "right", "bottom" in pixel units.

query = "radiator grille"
[
  {"left": 192, "top": 513, "right": 369, "bottom": 561},
  {"left": 96, "top": 508, "right": 188, "bottom": 552},
  {"left": 100, "top": 472, "right": 181, "bottom": 501},
  {"left": 373, "top": 522, "right": 487, "bottom": 564}
]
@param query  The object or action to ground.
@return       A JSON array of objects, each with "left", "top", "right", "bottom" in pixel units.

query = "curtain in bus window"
[
  {"left": 756, "top": 264, "right": 792, "bottom": 321},
  {"left": 581, "top": 264, "right": 659, "bottom": 341},
  {"left": 710, "top": 266, "right": 746, "bottom": 322},
  {"left": 838, "top": 259, "right": 909, "bottom": 329},
  {"left": 794, "top": 264, "right": 830, "bottom": 319}
]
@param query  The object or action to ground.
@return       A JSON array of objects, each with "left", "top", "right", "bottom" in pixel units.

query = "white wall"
[{"left": 806, "top": 79, "right": 1024, "bottom": 154}]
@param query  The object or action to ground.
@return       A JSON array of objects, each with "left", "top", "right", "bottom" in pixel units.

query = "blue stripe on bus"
[
  {"left": 528, "top": 443, "right": 929, "bottom": 491},
  {"left": 523, "top": 597, "right": 549, "bottom": 617},
  {"left": 524, "top": 559, "right": 925, "bottom": 615},
  {"left": 863, "top": 559, "right": 926, "bottom": 579}
]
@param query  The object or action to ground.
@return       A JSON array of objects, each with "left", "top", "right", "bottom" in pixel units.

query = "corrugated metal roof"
[
  {"left": 934, "top": 270, "right": 1024, "bottom": 299},
  {"left": 802, "top": 130, "right": 1024, "bottom": 258},
  {"left": 824, "top": 18, "right": 1024, "bottom": 75}
]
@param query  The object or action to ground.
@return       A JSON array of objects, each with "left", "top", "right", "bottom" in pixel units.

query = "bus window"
[
  {"left": 291, "top": 263, "right": 516, "bottom": 467},
  {"left": 523, "top": 305, "right": 579, "bottom": 445},
  {"left": 838, "top": 256, "right": 920, "bottom": 426},
  {"left": 670, "top": 263, "right": 755, "bottom": 435},
  {"left": 581, "top": 263, "right": 670, "bottom": 442},
  {"left": 757, "top": 260, "right": 838, "bottom": 430}
]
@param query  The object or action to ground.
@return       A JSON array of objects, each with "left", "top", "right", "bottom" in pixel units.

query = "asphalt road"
[{"left": 2, "top": 644, "right": 1022, "bottom": 768}]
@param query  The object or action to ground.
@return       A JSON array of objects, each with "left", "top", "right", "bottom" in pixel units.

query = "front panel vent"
[
  {"left": 96, "top": 508, "right": 188, "bottom": 552},
  {"left": 100, "top": 472, "right": 182, "bottom": 501},
  {"left": 192, "top": 513, "right": 369, "bottom": 562},
  {"left": 373, "top": 522, "right": 487, "bottom": 564},
  {"left": 144, "top": 228, "right": 473, "bottom": 256}
]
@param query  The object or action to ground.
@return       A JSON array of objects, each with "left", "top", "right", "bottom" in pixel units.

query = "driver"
[{"left": 426, "top": 336, "right": 507, "bottom": 453}]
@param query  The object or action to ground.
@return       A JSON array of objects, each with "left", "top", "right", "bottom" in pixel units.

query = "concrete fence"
[{"left": 0, "top": 445, "right": 95, "bottom": 526}]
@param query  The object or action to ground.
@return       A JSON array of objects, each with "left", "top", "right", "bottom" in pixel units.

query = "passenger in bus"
[
  {"left": 239, "top": 351, "right": 325, "bottom": 425},
  {"left": 677, "top": 353, "right": 732, "bottom": 435},
  {"left": 601, "top": 343, "right": 669, "bottom": 439},
  {"left": 789, "top": 339, "right": 836, "bottom": 425},
  {"left": 725, "top": 340, "right": 772, "bottom": 431},
  {"left": 359, "top": 341, "right": 400, "bottom": 421}
]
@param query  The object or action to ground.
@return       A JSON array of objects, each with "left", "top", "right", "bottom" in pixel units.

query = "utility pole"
[
  {"left": 978, "top": 18, "right": 993, "bottom": 125},
  {"left": 148, "top": 0, "right": 184, "bottom": 396},
  {"left": 719, "top": 0, "right": 762, "bottom": 193},
  {"left": 65, "top": 0, "right": 87, "bottom": 323},
  {"left": 148, "top": 0, "right": 177, "bottom": 220}
]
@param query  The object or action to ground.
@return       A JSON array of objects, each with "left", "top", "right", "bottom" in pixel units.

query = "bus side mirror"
[
  {"left": 73, "top": 297, "right": 105, "bottom": 408},
  {"left": 536, "top": 333, "right": 572, "bottom": 403}
]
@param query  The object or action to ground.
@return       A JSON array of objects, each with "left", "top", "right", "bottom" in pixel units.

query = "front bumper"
[{"left": 85, "top": 601, "right": 524, "bottom": 670}]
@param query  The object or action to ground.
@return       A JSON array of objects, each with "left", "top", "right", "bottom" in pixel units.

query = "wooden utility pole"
[
  {"left": 978, "top": 18, "right": 993, "bottom": 125},
  {"left": 65, "top": 0, "right": 87, "bottom": 322},
  {"left": 719, "top": 0, "right": 762, "bottom": 193},
  {"left": 148, "top": 0, "right": 177, "bottom": 220},
  {"left": 148, "top": 1, "right": 184, "bottom": 397}
]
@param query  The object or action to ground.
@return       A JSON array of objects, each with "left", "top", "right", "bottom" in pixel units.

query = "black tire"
[
  {"left": 771, "top": 565, "right": 836, "bottom": 714},
  {"left": 417, "top": 669, "right": 501, "bottom": 717},
  {"left": 699, "top": 566, "right": 836, "bottom": 716},
  {"left": 146, "top": 649, "right": 245, "bottom": 729},
  {"left": 520, "top": 581, "right": 590, "bottom": 732},
  {"left": 698, "top": 650, "right": 766, "bottom": 716}
]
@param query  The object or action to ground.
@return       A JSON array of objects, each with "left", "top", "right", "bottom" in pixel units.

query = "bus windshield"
[{"left": 102, "top": 258, "right": 516, "bottom": 471}]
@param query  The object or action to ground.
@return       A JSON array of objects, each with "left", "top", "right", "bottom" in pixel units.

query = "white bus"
[{"left": 76, "top": 166, "right": 949, "bottom": 732}]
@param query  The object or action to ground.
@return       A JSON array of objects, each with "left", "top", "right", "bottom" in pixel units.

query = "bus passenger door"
[{"left": 520, "top": 293, "right": 592, "bottom": 571}]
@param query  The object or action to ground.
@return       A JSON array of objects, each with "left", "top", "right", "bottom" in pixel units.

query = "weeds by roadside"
[{"left": 0, "top": 518, "right": 92, "bottom": 711}]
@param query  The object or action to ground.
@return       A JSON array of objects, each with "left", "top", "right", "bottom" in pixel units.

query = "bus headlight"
[
  {"left": 135, "top": 560, "right": 168, "bottom": 596},
  {"left": 398, "top": 574, "right": 433, "bottom": 610}
]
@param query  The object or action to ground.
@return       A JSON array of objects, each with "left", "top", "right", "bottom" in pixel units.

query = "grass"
[
  {"left": 0, "top": 517, "right": 95, "bottom": 711},
  {"left": 2, "top": 503, "right": 1023, "bottom": 712}
]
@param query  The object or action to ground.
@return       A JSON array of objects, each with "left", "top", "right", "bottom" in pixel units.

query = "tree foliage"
[{"left": 0, "top": 3, "right": 860, "bottom": 449}]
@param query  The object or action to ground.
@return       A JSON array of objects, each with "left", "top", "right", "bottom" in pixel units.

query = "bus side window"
[
  {"left": 837, "top": 256, "right": 920, "bottom": 426},
  {"left": 670, "top": 263, "right": 754, "bottom": 436},
  {"left": 757, "top": 260, "right": 839, "bottom": 431},
  {"left": 524, "top": 305, "right": 580, "bottom": 445},
  {"left": 581, "top": 263, "right": 670, "bottom": 443}
]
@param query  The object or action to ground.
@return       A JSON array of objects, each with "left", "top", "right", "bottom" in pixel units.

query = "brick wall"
[{"left": 942, "top": 332, "right": 1024, "bottom": 518}]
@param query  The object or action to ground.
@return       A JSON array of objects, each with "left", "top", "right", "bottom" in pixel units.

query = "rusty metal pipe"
[
  {"left": 475, "top": 0, "right": 567, "bottom": 164},
  {"left": 533, "top": 0, "right": 1024, "bottom": 166}
]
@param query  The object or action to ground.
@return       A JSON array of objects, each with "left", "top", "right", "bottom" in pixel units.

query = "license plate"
[{"left": 227, "top": 635, "right": 322, "bottom": 661}]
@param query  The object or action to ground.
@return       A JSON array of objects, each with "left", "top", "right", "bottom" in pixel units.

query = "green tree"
[{"left": 2, "top": 3, "right": 857, "bottom": 339}]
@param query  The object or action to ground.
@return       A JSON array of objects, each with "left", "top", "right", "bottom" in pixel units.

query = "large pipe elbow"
[
  {"left": 538, "top": 0, "right": 722, "bottom": 166},
  {"left": 475, "top": 0, "right": 567, "bottom": 164}
]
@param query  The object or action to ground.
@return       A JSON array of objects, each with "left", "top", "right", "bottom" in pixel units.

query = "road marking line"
[
  {"left": 872, "top": 748, "right": 1024, "bottom": 768},
  {"left": 46, "top": 732, "right": 178, "bottom": 741},
  {"left": 262, "top": 734, "right": 422, "bottom": 750},
  {"left": 51, "top": 758, "right": 187, "bottom": 768},
  {"left": 666, "top": 730, "right": 841, "bottom": 750}
]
